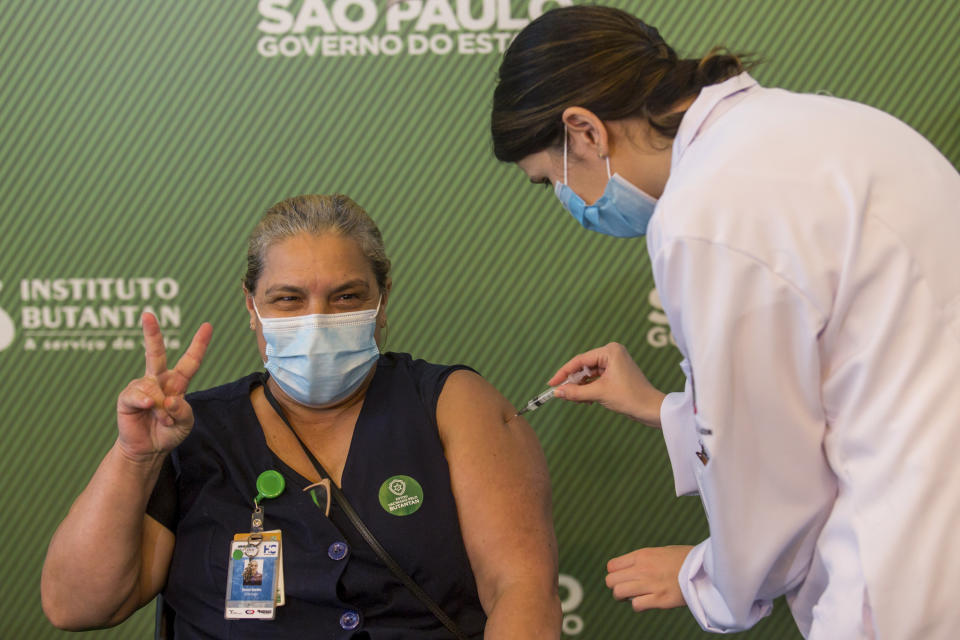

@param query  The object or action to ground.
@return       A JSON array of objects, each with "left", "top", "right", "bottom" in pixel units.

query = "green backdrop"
[{"left": 2, "top": 1, "right": 958, "bottom": 638}]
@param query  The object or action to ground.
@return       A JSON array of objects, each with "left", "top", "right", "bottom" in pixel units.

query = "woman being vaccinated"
[
  {"left": 490, "top": 5, "right": 960, "bottom": 639},
  {"left": 42, "top": 194, "right": 561, "bottom": 639}
]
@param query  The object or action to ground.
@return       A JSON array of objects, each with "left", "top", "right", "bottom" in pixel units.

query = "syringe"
[{"left": 513, "top": 366, "right": 594, "bottom": 418}]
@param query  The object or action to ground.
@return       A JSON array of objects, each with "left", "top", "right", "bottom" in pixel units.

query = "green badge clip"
[
  {"left": 250, "top": 470, "right": 285, "bottom": 534},
  {"left": 254, "top": 470, "right": 285, "bottom": 506}
]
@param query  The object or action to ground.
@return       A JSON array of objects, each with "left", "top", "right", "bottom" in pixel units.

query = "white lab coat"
[{"left": 648, "top": 73, "right": 960, "bottom": 639}]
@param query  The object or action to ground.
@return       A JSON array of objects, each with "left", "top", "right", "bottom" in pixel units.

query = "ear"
[
  {"left": 561, "top": 107, "right": 609, "bottom": 158},
  {"left": 243, "top": 286, "right": 257, "bottom": 330}
]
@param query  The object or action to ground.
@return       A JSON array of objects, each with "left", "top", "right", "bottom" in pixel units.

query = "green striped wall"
[{"left": 2, "top": 1, "right": 958, "bottom": 637}]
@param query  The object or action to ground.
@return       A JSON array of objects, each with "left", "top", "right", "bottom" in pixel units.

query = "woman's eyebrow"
[
  {"left": 330, "top": 279, "right": 371, "bottom": 295},
  {"left": 263, "top": 284, "right": 309, "bottom": 296},
  {"left": 262, "top": 279, "right": 370, "bottom": 297}
]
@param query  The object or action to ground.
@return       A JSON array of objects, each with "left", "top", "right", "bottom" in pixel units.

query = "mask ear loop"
[
  {"left": 563, "top": 123, "right": 569, "bottom": 185},
  {"left": 605, "top": 156, "right": 612, "bottom": 180},
  {"left": 375, "top": 293, "right": 387, "bottom": 352}
]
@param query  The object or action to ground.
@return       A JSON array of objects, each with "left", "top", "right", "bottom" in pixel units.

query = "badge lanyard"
[
  {"left": 261, "top": 376, "right": 469, "bottom": 640},
  {"left": 252, "top": 470, "right": 285, "bottom": 533},
  {"left": 224, "top": 469, "right": 286, "bottom": 620}
]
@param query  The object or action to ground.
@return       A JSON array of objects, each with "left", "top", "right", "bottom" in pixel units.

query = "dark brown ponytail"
[{"left": 490, "top": 6, "right": 750, "bottom": 162}]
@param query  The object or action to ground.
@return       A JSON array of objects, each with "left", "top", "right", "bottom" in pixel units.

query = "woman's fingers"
[
  {"left": 547, "top": 342, "right": 634, "bottom": 386},
  {"left": 605, "top": 571, "right": 666, "bottom": 611},
  {"left": 606, "top": 550, "right": 638, "bottom": 572},
  {"left": 550, "top": 343, "right": 629, "bottom": 403},
  {"left": 163, "top": 395, "right": 194, "bottom": 426},
  {"left": 631, "top": 593, "right": 664, "bottom": 612},
  {"left": 604, "top": 546, "right": 692, "bottom": 612},
  {"left": 117, "top": 381, "right": 159, "bottom": 414},
  {"left": 124, "top": 320, "right": 209, "bottom": 439},
  {"left": 611, "top": 580, "right": 648, "bottom": 601},
  {"left": 552, "top": 376, "right": 605, "bottom": 403},
  {"left": 118, "top": 378, "right": 176, "bottom": 427},
  {"left": 141, "top": 312, "right": 168, "bottom": 377},
  {"left": 167, "top": 322, "right": 213, "bottom": 394},
  {"left": 116, "top": 376, "right": 196, "bottom": 458},
  {"left": 118, "top": 377, "right": 167, "bottom": 410},
  {"left": 549, "top": 342, "right": 665, "bottom": 424},
  {"left": 546, "top": 346, "right": 609, "bottom": 386},
  {"left": 142, "top": 315, "right": 212, "bottom": 396}
]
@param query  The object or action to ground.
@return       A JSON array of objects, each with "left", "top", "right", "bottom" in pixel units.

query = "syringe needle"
[{"left": 511, "top": 365, "right": 595, "bottom": 421}]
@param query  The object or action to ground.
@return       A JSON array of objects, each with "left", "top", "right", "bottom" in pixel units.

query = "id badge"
[
  {"left": 234, "top": 530, "right": 286, "bottom": 607},
  {"left": 225, "top": 530, "right": 283, "bottom": 619}
]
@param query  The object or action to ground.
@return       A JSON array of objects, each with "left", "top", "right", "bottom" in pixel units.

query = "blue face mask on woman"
[
  {"left": 253, "top": 298, "right": 381, "bottom": 407},
  {"left": 553, "top": 125, "right": 658, "bottom": 237}
]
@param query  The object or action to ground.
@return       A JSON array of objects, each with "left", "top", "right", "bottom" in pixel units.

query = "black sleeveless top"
[{"left": 147, "top": 353, "right": 486, "bottom": 639}]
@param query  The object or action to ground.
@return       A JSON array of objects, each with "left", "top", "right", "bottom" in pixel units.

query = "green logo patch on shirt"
[{"left": 378, "top": 475, "right": 423, "bottom": 516}]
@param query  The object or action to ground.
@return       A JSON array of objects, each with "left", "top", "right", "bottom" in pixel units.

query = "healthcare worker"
[{"left": 490, "top": 5, "right": 960, "bottom": 639}]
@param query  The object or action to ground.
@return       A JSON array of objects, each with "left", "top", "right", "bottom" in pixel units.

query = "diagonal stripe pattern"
[{"left": 1, "top": 1, "right": 957, "bottom": 637}]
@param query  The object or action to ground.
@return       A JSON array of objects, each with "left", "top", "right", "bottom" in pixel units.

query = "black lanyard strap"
[{"left": 261, "top": 379, "right": 470, "bottom": 640}]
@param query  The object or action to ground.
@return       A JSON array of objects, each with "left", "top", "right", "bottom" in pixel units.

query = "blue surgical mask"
[
  {"left": 554, "top": 125, "right": 658, "bottom": 237},
  {"left": 254, "top": 298, "right": 381, "bottom": 407}
]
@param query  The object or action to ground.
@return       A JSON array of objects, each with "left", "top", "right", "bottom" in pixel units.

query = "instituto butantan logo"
[
  {"left": 0, "top": 282, "right": 15, "bottom": 352},
  {"left": 0, "top": 277, "right": 183, "bottom": 353},
  {"left": 388, "top": 478, "right": 406, "bottom": 495},
  {"left": 378, "top": 474, "right": 423, "bottom": 516},
  {"left": 256, "top": 0, "right": 573, "bottom": 58}
]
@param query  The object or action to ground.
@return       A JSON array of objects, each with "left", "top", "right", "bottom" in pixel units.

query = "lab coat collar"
[{"left": 672, "top": 72, "right": 759, "bottom": 167}]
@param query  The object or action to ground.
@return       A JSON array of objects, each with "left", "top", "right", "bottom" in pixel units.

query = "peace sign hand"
[{"left": 115, "top": 312, "right": 213, "bottom": 463}]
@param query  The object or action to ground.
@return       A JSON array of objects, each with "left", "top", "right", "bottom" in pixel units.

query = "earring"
[{"left": 250, "top": 322, "right": 256, "bottom": 330}]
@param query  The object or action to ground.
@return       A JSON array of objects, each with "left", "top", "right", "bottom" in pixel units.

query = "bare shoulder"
[
  {"left": 435, "top": 368, "right": 551, "bottom": 498},
  {"left": 436, "top": 369, "right": 516, "bottom": 432}
]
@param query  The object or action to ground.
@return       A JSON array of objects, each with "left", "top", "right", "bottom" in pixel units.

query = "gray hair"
[{"left": 243, "top": 194, "right": 391, "bottom": 295}]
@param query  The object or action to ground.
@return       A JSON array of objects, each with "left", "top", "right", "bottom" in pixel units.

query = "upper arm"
[{"left": 436, "top": 370, "right": 558, "bottom": 610}]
